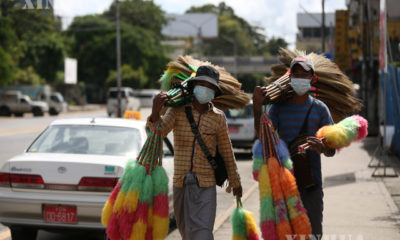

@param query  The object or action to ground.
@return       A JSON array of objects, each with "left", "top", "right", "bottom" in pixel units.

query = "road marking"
[
  {"left": 213, "top": 182, "right": 258, "bottom": 233},
  {"left": 0, "top": 229, "right": 10, "bottom": 240},
  {"left": 0, "top": 126, "right": 46, "bottom": 137}
]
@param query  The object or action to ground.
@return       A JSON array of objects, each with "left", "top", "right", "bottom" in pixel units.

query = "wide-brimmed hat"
[{"left": 188, "top": 65, "right": 222, "bottom": 96}]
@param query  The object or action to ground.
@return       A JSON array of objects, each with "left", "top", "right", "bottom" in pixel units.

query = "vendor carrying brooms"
[
  {"left": 148, "top": 65, "right": 243, "bottom": 240},
  {"left": 253, "top": 56, "right": 336, "bottom": 239}
]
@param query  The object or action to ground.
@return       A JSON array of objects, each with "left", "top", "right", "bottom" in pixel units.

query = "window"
[{"left": 27, "top": 125, "right": 141, "bottom": 156}]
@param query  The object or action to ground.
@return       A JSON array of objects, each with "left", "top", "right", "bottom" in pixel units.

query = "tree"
[
  {"left": 186, "top": 2, "right": 268, "bottom": 56},
  {"left": 106, "top": 64, "right": 148, "bottom": 89},
  {"left": 67, "top": 14, "right": 169, "bottom": 102},
  {"left": 266, "top": 37, "right": 288, "bottom": 56}
]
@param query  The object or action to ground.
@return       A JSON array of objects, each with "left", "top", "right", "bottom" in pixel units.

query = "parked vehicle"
[
  {"left": 0, "top": 91, "right": 49, "bottom": 117},
  {"left": 0, "top": 85, "right": 67, "bottom": 116},
  {"left": 0, "top": 118, "right": 174, "bottom": 239},
  {"left": 106, "top": 87, "right": 141, "bottom": 117},
  {"left": 134, "top": 89, "right": 159, "bottom": 108},
  {"left": 225, "top": 102, "right": 257, "bottom": 149}
]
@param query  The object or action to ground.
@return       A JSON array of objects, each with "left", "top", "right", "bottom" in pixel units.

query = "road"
[{"left": 0, "top": 107, "right": 254, "bottom": 240}]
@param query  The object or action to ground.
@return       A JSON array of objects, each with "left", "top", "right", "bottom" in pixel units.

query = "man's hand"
[
  {"left": 252, "top": 86, "right": 268, "bottom": 110},
  {"left": 232, "top": 185, "right": 243, "bottom": 198},
  {"left": 306, "top": 136, "right": 335, "bottom": 156},
  {"left": 150, "top": 91, "right": 168, "bottom": 123}
]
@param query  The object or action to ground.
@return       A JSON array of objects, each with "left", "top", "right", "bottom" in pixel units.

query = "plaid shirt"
[{"left": 147, "top": 104, "right": 241, "bottom": 188}]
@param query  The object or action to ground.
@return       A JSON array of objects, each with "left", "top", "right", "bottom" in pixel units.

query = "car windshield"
[
  {"left": 108, "top": 91, "right": 126, "bottom": 98},
  {"left": 27, "top": 125, "right": 141, "bottom": 156},
  {"left": 225, "top": 104, "right": 253, "bottom": 118}
]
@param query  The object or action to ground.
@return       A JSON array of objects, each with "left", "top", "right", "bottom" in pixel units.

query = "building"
[{"left": 296, "top": 12, "right": 336, "bottom": 53}]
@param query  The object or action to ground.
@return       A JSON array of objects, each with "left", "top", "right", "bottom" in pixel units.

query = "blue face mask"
[{"left": 193, "top": 85, "right": 215, "bottom": 104}]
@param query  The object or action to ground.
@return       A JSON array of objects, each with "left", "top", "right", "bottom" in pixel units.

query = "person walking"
[
  {"left": 148, "top": 65, "right": 243, "bottom": 240},
  {"left": 253, "top": 56, "right": 336, "bottom": 239}
]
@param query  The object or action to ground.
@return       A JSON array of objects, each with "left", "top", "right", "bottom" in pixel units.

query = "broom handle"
[{"left": 236, "top": 196, "right": 242, "bottom": 208}]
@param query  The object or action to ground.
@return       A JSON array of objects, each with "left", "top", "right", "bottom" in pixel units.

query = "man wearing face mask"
[
  {"left": 148, "top": 65, "right": 242, "bottom": 240},
  {"left": 253, "top": 56, "right": 335, "bottom": 238}
]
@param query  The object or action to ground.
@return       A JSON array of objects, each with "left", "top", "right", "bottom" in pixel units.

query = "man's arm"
[
  {"left": 252, "top": 86, "right": 268, "bottom": 138},
  {"left": 147, "top": 92, "right": 176, "bottom": 137},
  {"left": 216, "top": 114, "right": 242, "bottom": 197}
]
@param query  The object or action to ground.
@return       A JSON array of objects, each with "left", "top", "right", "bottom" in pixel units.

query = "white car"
[
  {"left": 134, "top": 89, "right": 159, "bottom": 108},
  {"left": 0, "top": 118, "right": 174, "bottom": 239},
  {"left": 106, "top": 87, "right": 141, "bottom": 117},
  {"left": 225, "top": 102, "right": 257, "bottom": 149}
]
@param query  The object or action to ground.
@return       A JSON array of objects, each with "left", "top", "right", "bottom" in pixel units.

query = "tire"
[
  {"left": 32, "top": 107, "right": 44, "bottom": 117},
  {"left": 10, "top": 226, "right": 38, "bottom": 240},
  {"left": 0, "top": 106, "right": 11, "bottom": 117},
  {"left": 14, "top": 112, "right": 23, "bottom": 117},
  {"left": 49, "top": 108, "right": 59, "bottom": 116}
]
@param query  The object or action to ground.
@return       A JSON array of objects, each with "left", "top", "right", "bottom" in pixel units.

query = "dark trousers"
[
  {"left": 173, "top": 173, "right": 217, "bottom": 240},
  {"left": 299, "top": 186, "right": 324, "bottom": 239}
]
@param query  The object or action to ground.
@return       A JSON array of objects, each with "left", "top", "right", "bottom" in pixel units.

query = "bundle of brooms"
[
  {"left": 160, "top": 55, "right": 250, "bottom": 111},
  {"left": 264, "top": 48, "right": 362, "bottom": 123}
]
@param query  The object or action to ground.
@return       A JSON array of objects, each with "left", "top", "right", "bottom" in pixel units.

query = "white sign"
[{"left": 64, "top": 58, "right": 77, "bottom": 84}]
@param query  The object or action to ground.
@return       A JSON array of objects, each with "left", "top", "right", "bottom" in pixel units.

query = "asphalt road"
[{"left": 0, "top": 107, "right": 254, "bottom": 240}]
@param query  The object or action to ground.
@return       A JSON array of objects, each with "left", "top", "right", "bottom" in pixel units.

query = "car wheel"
[
  {"left": 32, "top": 107, "right": 44, "bottom": 117},
  {"left": 49, "top": 108, "right": 59, "bottom": 116},
  {"left": 0, "top": 106, "right": 11, "bottom": 116},
  {"left": 10, "top": 226, "right": 38, "bottom": 240}
]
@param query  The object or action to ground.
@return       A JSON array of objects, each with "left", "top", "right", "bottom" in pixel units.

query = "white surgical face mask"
[
  {"left": 291, "top": 78, "right": 311, "bottom": 96},
  {"left": 193, "top": 85, "right": 215, "bottom": 104}
]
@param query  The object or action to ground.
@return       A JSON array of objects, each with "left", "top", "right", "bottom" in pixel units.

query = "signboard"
[
  {"left": 64, "top": 58, "right": 77, "bottom": 84},
  {"left": 379, "top": 0, "right": 387, "bottom": 72}
]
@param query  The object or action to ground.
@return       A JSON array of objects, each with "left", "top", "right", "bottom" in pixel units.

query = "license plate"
[
  {"left": 43, "top": 205, "right": 77, "bottom": 224},
  {"left": 229, "top": 126, "right": 239, "bottom": 133}
]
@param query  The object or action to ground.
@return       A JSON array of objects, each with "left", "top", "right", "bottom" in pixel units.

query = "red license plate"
[
  {"left": 43, "top": 205, "right": 77, "bottom": 224},
  {"left": 229, "top": 126, "right": 239, "bottom": 133}
]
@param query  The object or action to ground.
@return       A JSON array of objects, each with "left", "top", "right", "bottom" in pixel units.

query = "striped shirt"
[
  {"left": 147, "top": 103, "right": 241, "bottom": 188},
  {"left": 268, "top": 96, "right": 334, "bottom": 186}
]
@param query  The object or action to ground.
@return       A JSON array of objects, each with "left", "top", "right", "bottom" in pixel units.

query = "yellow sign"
[{"left": 124, "top": 111, "right": 142, "bottom": 120}]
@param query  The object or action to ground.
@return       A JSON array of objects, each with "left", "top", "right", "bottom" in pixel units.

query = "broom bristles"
[{"left": 264, "top": 48, "right": 362, "bottom": 122}]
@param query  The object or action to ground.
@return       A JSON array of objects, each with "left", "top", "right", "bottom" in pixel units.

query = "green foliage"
[
  {"left": 266, "top": 37, "right": 288, "bottom": 56},
  {"left": 106, "top": 64, "right": 148, "bottom": 89},
  {"left": 186, "top": 2, "right": 267, "bottom": 56},
  {"left": 14, "top": 66, "right": 45, "bottom": 85},
  {"left": 104, "top": 0, "right": 167, "bottom": 38},
  {"left": 67, "top": 15, "right": 169, "bottom": 99},
  {"left": 0, "top": 46, "right": 15, "bottom": 85}
]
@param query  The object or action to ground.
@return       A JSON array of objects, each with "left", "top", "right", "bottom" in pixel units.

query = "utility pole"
[
  {"left": 116, "top": 0, "right": 122, "bottom": 118},
  {"left": 321, "top": 0, "right": 325, "bottom": 52}
]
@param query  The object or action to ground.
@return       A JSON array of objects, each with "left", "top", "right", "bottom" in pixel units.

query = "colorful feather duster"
[
  {"left": 298, "top": 115, "right": 368, "bottom": 153},
  {"left": 254, "top": 114, "right": 311, "bottom": 240},
  {"left": 101, "top": 125, "right": 169, "bottom": 240},
  {"left": 232, "top": 196, "right": 260, "bottom": 240},
  {"left": 159, "top": 55, "right": 250, "bottom": 111},
  {"left": 264, "top": 48, "right": 362, "bottom": 123}
]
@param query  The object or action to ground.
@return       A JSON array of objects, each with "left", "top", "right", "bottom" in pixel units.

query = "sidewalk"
[{"left": 168, "top": 137, "right": 400, "bottom": 240}]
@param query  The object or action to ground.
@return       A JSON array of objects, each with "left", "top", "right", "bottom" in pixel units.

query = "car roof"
[{"left": 49, "top": 118, "right": 146, "bottom": 129}]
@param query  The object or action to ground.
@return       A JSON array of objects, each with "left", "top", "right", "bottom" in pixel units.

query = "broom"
[
  {"left": 232, "top": 196, "right": 260, "bottom": 240},
  {"left": 101, "top": 125, "right": 169, "bottom": 240},
  {"left": 160, "top": 55, "right": 250, "bottom": 111},
  {"left": 264, "top": 48, "right": 362, "bottom": 123}
]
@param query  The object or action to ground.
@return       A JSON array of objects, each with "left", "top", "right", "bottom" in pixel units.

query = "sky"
[{"left": 54, "top": 0, "right": 347, "bottom": 49}]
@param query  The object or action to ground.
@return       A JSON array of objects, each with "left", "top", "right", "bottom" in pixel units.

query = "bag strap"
[
  {"left": 184, "top": 106, "right": 218, "bottom": 170},
  {"left": 299, "top": 98, "right": 315, "bottom": 134}
]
